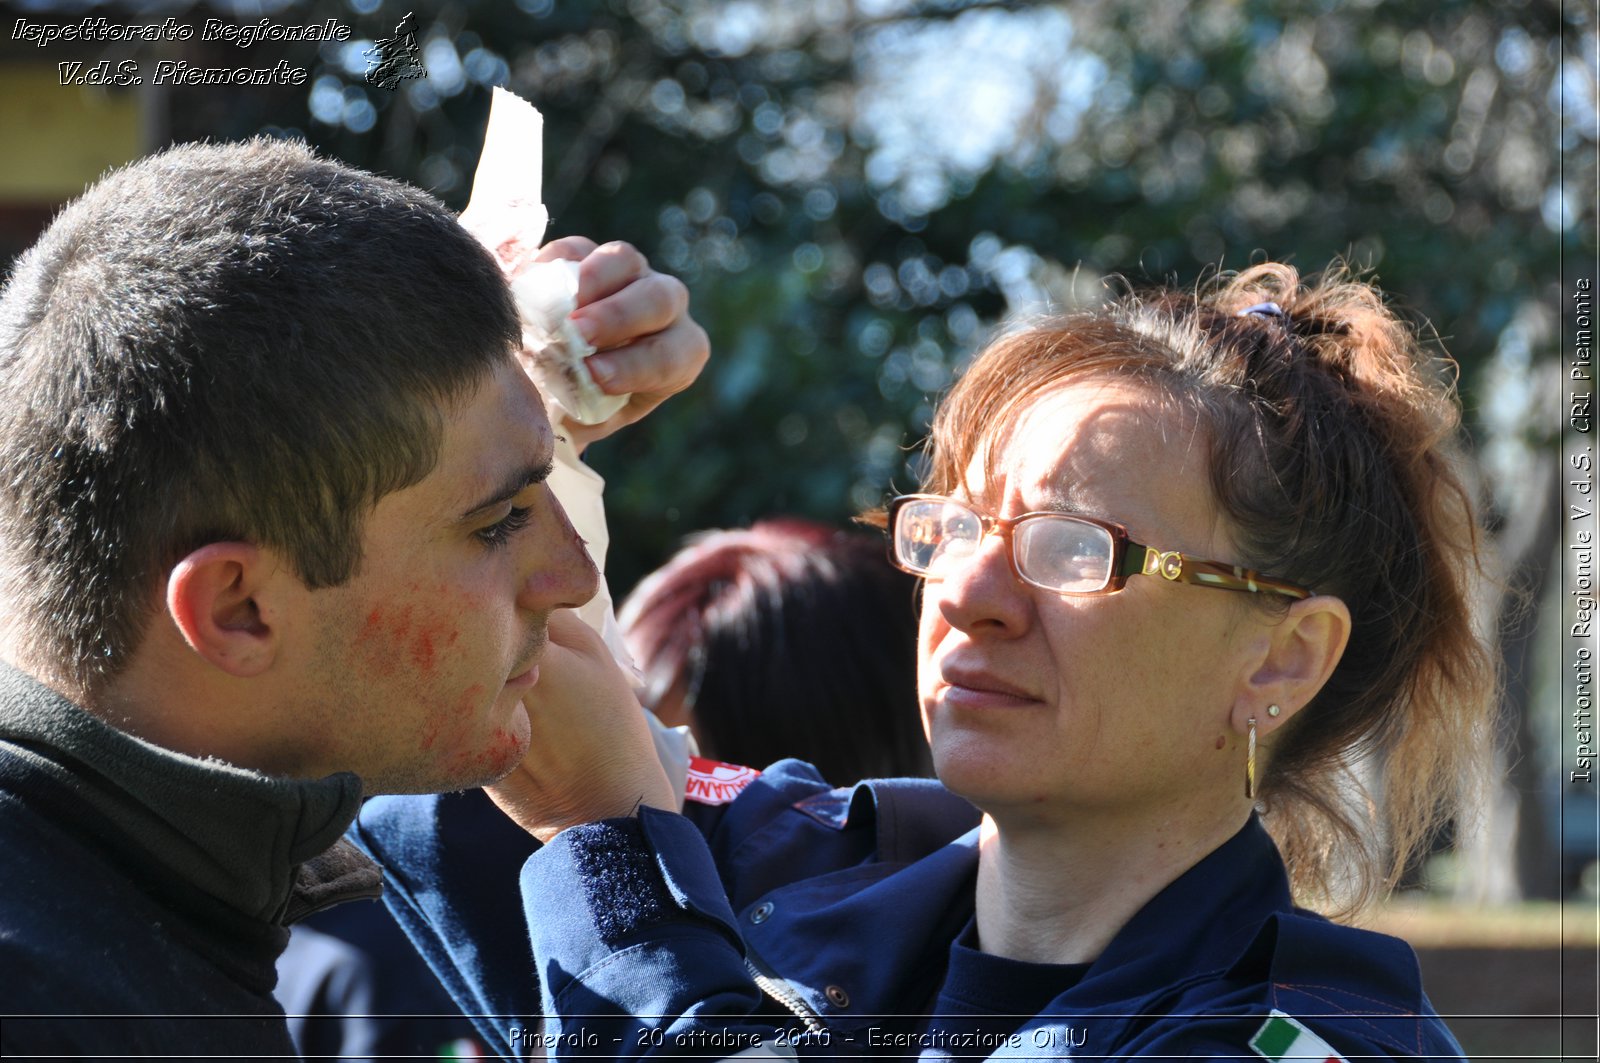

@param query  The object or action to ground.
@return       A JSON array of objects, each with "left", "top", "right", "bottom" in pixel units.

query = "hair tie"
[{"left": 1237, "top": 301, "right": 1288, "bottom": 322}]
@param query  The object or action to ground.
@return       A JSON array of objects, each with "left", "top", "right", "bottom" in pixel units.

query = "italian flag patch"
[{"left": 1249, "top": 1011, "right": 1349, "bottom": 1062}]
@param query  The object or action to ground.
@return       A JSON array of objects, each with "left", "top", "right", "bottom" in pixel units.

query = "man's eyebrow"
[{"left": 459, "top": 456, "right": 556, "bottom": 521}]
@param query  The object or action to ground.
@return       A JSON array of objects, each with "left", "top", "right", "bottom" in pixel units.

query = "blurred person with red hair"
[{"left": 621, "top": 519, "right": 932, "bottom": 785}]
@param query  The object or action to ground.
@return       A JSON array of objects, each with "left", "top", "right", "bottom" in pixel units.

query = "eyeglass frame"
[{"left": 885, "top": 493, "right": 1313, "bottom": 600}]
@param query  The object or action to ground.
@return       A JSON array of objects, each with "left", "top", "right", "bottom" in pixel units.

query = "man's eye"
[{"left": 475, "top": 506, "right": 533, "bottom": 548}]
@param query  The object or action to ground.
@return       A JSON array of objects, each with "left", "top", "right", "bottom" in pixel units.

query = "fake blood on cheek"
[
  {"left": 419, "top": 683, "right": 486, "bottom": 752},
  {"left": 357, "top": 596, "right": 465, "bottom": 681},
  {"left": 352, "top": 588, "right": 493, "bottom": 756},
  {"left": 442, "top": 726, "right": 524, "bottom": 778}
]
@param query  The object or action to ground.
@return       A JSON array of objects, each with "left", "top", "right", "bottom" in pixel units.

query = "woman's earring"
[
  {"left": 1246, "top": 716, "right": 1258, "bottom": 800},
  {"left": 1267, "top": 704, "right": 1282, "bottom": 718}
]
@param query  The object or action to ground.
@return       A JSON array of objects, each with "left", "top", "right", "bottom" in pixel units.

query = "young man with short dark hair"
[{"left": 0, "top": 137, "right": 704, "bottom": 1056}]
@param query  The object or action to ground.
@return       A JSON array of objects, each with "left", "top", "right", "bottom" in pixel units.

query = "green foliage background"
[{"left": 165, "top": 0, "right": 1588, "bottom": 595}]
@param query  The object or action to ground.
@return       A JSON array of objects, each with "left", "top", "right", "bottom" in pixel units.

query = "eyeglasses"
[{"left": 887, "top": 494, "right": 1312, "bottom": 599}]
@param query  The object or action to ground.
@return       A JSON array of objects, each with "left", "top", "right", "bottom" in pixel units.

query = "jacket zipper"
[{"left": 743, "top": 947, "right": 828, "bottom": 1035}]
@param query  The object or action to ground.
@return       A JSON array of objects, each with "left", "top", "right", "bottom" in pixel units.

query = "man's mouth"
[{"left": 507, "top": 629, "right": 548, "bottom": 689}]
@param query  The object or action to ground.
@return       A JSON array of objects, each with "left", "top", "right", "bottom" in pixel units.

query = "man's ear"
[
  {"left": 166, "top": 543, "right": 282, "bottom": 678},
  {"left": 1231, "top": 595, "right": 1352, "bottom": 736}
]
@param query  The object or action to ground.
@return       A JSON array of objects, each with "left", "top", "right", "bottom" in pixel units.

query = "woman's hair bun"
[{"left": 1211, "top": 262, "right": 1461, "bottom": 432}]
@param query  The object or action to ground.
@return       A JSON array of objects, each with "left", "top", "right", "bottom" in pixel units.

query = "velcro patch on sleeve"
[
  {"left": 1249, "top": 1011, "right": 1349, "bottom": 1063},
  {"left": 566, "top": 819, "right": 674, "bottom": 945},
  {"left": 684, "top": 757, "right": 760, "bottom": 806}
]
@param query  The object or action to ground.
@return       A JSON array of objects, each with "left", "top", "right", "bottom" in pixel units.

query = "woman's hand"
[
  {"left": 534, "top": 237, "right": 708, "bottom": 453},
  {"left": 486, "top": 609, "right": 678, "bottom": 843}
]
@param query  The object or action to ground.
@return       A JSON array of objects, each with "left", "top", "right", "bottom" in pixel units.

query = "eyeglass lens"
[{"left": 893, "top": 498, "right": 1117, "bottom": 593}]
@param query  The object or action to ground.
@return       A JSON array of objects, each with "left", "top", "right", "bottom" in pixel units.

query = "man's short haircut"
[{"left": 0, "top": 137, "right": 520, "bottom": 691}]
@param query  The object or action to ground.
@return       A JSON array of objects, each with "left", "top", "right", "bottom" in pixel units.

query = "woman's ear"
[
  {"left": 166, "top": 543, "right": 280, "bottom": 678},
  {"left": 1231, "top": 595, "right": 1352, "bottom": 735}
]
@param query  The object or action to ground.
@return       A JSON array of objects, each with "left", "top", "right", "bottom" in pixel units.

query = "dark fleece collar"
[{"left": 0, "top": 662, "right": 379, "bottom": 924}]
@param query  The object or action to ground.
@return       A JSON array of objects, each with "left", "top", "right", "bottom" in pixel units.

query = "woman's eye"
[{"left": 475, "top": 506, "right": 533, "bottom": 548}]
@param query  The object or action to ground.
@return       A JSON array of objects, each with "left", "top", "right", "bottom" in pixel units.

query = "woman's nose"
[{"left": 932, "top": 527, "right": 1030, "bottom": 637}]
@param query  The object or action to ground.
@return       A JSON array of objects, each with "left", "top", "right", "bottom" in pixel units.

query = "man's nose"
[{"left": 518, "top": 486, "right": 600, "bottom": 612}]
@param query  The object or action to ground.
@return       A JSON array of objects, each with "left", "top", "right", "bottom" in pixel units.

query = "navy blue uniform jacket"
[{"left": 356, "top": 759, "right": 1466, "bottom": 1061}]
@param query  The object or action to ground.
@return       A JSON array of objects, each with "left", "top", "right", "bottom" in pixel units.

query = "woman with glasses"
[{"left": 358, "top": 263, "right": 1493, "bottom": 1060}]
